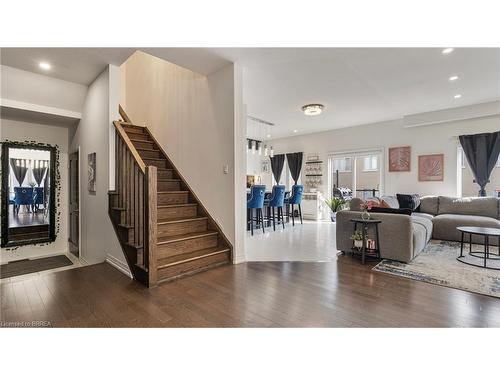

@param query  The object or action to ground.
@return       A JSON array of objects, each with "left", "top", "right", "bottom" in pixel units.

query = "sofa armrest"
[{"left": 336, "top": 210, "right": 414, "bottom": 263}]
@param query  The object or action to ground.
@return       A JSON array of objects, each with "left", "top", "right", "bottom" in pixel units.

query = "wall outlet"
[{"left": 223, "top": 165, "right": 229, "bottom": 174}]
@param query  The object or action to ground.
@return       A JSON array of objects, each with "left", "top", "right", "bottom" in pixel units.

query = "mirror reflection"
[{"left": 2, "top": 144, "right": 55, "bottom": 246}]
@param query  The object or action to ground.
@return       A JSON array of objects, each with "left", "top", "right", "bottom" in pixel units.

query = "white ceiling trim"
[{"left": 403, "top": 100, "right": 500, "bottom": 128}]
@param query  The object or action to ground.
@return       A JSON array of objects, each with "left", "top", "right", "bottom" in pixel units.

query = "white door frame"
[{"left": 327, "top": 147, "right": 385, "bottom": 199}]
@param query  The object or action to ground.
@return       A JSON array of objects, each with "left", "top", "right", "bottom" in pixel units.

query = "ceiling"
[
  {"left": 0, "top": 48, "right": 136, "bottom": 85},
  {"left": 1, "top": 47, "right": 499, "bottom": 138},
  {"left": 217, "top": 48, "right": 500, "bottom": 139}
]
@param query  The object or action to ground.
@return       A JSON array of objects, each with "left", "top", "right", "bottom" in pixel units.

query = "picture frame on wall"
[
  {"left": 418, "top": 154, "right": 444, "bottom": 181},
  {"left": 88, "top": 152, "right": 96, "bottom": 192},
  {"left": 388, "top": 146, "right": 411, "bottom": 172}
]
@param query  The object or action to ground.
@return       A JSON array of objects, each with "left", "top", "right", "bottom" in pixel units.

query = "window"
[
  {"left": 363, "top": 155, "right": 378, "bottom": 171},
  {"left": 333, "top": 157, "right": 352, "bottom": 172}
]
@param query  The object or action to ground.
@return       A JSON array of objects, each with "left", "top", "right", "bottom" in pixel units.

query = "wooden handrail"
[
  {"left": 113, "top": 120, "right": 146, "bottom": 173},
  {"left": 119, "top": 104, "right": 131, "bottom": 123}
]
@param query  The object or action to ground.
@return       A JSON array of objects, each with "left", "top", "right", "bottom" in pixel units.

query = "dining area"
[{"left": 246, "top": 151, "right": 305, "bottom": 235}]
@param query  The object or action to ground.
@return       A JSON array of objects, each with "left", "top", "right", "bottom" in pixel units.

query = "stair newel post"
[{"left": 145, "top": 165, "right": 158, "bottom": 287}]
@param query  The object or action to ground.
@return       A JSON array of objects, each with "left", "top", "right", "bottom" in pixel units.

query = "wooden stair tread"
[
  {"left": 111, "top": 206, "right": 126, "bottom": 211},
  {"left": 158, "top": 191, "right": 189, "bottom": 194},
  {"left": 136, "top": 147, "right": 165, "bottom": 153},
  {"left": 157, "top": 230, "right": 218, "bottom": 244},
  {"left": 143, "top": 157, "right": 166, "bottom": 160},
  {"left": 158, "top": 178, "right": 180, "bottom": 182},
  {"left": 158, "top": 203, "right": 197, "bottom": 208},
  {"left": 131, "top": 139, "right": 155, "bottom": 144},
  {"left": 157, "top": 217, "right": 207, "bottom": 225},
  {"left": 157, "top": 246, "right": 230, "bottom": 270}
]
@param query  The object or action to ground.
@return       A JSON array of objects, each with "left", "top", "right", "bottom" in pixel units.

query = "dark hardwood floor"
[{"left": 2, "top": 256, "right": 500, "bottom": 327}]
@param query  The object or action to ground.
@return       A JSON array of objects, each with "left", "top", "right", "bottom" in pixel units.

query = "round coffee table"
[{"left": 457, "top": 226, "right": 500, "bottom": 270}]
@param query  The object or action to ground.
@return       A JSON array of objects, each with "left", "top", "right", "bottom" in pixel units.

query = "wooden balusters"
[{"left": 145, "top": 165, "right": 158, "bottom": 286}]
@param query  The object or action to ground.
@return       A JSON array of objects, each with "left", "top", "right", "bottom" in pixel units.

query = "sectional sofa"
[{"left": 336, "top": 196, "right": 500, "bottom": 263}]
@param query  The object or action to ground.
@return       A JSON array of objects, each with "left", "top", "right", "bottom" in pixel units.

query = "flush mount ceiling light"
[
  {"left": 442, "top": 48, "right": 454, "bottom": 54},
  {"left": 454, "top": 94, "right": 462, "bottom": 99},
  {"left": 449, "top": 75, "right": 459, "bottom": 81},
  {"left": 39, "top": 61, "right": 51, "bottom": 70},
  {"left": 301, "top": 104, "right": 324, "bottom": 116}
]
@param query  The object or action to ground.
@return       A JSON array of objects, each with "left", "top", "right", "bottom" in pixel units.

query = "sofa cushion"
[
  {"left": 411, "top": 215, "right": 433, "bottom": 258},
  {"left": 438, "top": 196, "right": 499, "bottom": 219},
  {"left": 432, "top": 213, "right": 500, "bottom": 243},
  {"left": 412, "top": 212, "right": 434, "bottom": 221},
  {"left": 419, "top": 196, "right": 439, "bottom": 215}
]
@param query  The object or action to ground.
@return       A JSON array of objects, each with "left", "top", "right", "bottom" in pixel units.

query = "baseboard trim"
[{"left": 106, "top": 254, "right": 133, "bottom": 278}]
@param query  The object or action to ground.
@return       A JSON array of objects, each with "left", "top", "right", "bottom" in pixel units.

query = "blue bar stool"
[
  {"left": 266, "top": 185, "right": 286, "bottom": 231},
  {"left": 247, "top": 185, "right": 266, "bottom": 235},
  {"left": 285, "top": 185, "right": 304, "bottom": 226}
]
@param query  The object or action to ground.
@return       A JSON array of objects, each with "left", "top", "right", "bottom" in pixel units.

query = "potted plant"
[
  {"left": 350, "top": 230, "right": 365, "bottom": 249},
  {"left": 325, "top": 197, "right": 345, "bottom": 222}
]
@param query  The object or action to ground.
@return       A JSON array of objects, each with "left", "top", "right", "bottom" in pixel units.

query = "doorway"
[
  {"left": 328, "top": 149, "right": 384, "bottom": 200},
  {"left": 68, "top": 151, "right": 80, "bottom": 257}
]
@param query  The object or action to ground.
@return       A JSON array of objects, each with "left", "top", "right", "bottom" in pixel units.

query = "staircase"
[{"left": 108, "top": 107, "right": 232, "bottom": 287}]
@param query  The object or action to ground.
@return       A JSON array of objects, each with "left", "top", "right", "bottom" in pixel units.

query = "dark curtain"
[
  {"left": 459, "top": 131, "right": 500, "bottom": 196},
  {"left": 286, "top": 152, "right": 303, "bottom": 185},
  {"left": 270, "top": 154, "right": 285, "bottom": 184},
  {"left": 32, "top": 162, "right": 48, "bottom": 187},
  {"left": 9, "top": 158, "right": 28, "bottom": 186}
]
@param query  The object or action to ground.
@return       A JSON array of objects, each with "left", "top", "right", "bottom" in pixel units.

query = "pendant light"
[
  {"left": 251, "top": 140, "right": 256, "bottom": 154},
  {"left": 264, "top": 145, "right": 268, "bottom": 157},
  {"left": 270, "top": 146, "right": 274, "bottom": 158},
  {"left": 258, "top": 141, "right": 262, "bottom": 156}
]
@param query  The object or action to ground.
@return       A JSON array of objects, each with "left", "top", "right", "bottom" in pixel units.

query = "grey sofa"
[{"left": 336, "top": 196, "right": 500, "bottom": 263}]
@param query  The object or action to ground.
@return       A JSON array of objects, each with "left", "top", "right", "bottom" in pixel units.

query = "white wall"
[
  {"left": 267, "top": 115, "right": 500, "bottom": 198},
  {"left": 1, "top": 65, "right": 87, "bottom": 112},
  {"left": 69, "top": 65, "right": 124, "bottom": 266},
  {"left": 0, "top": 119, "right": 69, "bottom": 263},
  {"left": 121, "top": 51, "right": 241, "bottom": 259}
]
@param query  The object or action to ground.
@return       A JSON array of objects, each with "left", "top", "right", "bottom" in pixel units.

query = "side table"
[{"left": 350, "top": 218, "right": 382, "bottom": 264}]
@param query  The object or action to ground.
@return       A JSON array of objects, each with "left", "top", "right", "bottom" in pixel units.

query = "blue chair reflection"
[{"left": 13, "top": 187, "right": 34, "bottom": 214}]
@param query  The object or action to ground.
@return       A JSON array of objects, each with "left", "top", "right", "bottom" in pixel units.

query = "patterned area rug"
[{"left": 373, "top": 240, "right": 500, "bottom": 298}]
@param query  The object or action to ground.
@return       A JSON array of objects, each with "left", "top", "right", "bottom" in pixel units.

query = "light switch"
[{"left": 223, "top": 165, "right": 229, "bottom": 174}]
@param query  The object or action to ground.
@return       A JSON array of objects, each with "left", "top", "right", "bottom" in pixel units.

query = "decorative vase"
[
  {"left": 361, "top": 210, "right": 371, "bottom": 221},
  {"left": 330, "top": 211, "right": 337, "bottom": 222}
]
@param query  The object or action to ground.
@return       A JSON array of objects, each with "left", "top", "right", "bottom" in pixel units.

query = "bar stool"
[
  {"left": 247, "top": 185, "right": 266, "bottom": 235},
  {"left": 285, "top": 185, "right": 304, "bottom": 226},
  {"left": 266, "top": 185, "right": 286, "bottom": 231}
]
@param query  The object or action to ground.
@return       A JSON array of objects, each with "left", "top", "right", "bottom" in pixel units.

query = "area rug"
[
  {"left": 373, "top": 240, "right": 500, "bottom": 298},
  {"left": 1, "top": 255, "right": 73, "bottom": 279}
]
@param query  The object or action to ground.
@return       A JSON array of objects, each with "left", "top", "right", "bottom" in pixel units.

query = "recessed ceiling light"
[
  {"left": 293, "top": 130, "right": 298, "bottom": 133},
  {"left": 449, "top": 75, "right": 459, "bottom": 81},
  {"left": 266, "top": 134, "right": 271, "bottom": 138},
  {"left": 302, "top": 104, "right": 324, "bottom": 116},
  {"left": 442, "top": 48, "right": 454, "bottom": 54},
  {"left": 39, "top": 61, "right": 51, "bottom": 70},
  {"left": 454, "top": 94, "right": 462, "bottom": 99}
]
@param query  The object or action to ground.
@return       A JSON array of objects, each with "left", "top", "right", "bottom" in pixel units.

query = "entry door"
[{"left": 68, "top": 151, "right": 79, "bottom": 257}]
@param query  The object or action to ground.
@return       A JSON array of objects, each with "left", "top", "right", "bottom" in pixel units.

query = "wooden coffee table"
[{"left": 457, "top": 226, "right": 500, "bottom": 270}]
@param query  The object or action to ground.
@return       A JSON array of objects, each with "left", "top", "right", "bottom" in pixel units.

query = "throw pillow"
[
  {"left": 396, "top": 194, "right": 420, "bottom": 211},
  {"left": 380, "top": 200, "right": 391, "bottom": 208}
]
